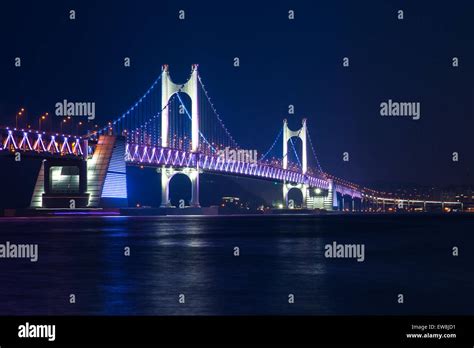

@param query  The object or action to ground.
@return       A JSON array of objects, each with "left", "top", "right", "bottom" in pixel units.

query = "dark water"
[{"left": 0, "top": 214, "right": 473, "bottom": 315}]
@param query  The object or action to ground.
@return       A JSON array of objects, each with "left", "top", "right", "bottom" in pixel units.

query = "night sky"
[{"left": 0, "top": 0, "right": 472, "bottom": 186}]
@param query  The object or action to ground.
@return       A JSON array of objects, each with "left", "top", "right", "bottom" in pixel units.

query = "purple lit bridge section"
[
  {"left": 0, "top": 128, "right": 88, "bottom": 158},
  {"left": 125, "top": 143, "right": 333, "bottom": 191}
]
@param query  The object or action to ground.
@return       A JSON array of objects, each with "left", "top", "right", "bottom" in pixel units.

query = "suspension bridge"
[{"left": 0, "top": 64, "right": 463, "bottom": 212}]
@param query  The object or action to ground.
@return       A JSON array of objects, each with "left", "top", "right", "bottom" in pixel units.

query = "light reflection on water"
[{"left": 0, "top": 215, "right": 472, "bottom": 315}]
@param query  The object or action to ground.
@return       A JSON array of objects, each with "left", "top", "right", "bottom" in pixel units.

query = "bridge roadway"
[{"left": 125, "top": 142, "right": 362, "bottom": 199}]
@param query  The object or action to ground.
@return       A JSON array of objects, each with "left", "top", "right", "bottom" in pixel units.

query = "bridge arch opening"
[
  {"left": 287, "top": 187, "right": 304, "bottom": 208},
  {"left": 167, "top": 172, "right": 192, "bottom": 207}
]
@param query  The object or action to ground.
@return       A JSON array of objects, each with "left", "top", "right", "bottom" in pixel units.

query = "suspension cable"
[
  {"left": 306, "top": 126, "right": 323, "bottom": 172},
  {"left": 197, "top": 73, "right": 238, "bottom": 148},
  {"left": 176, "top": 93, "right": 217, "bottom": 153},
  {"left": 289, "top": 137, "right": 302, "bottom": 167},
  {"left": 96, "top": 72, "right": 163, "bottom": 136},
  {"left": 260, "top": 127, "right": 283, "bottom": 161}
]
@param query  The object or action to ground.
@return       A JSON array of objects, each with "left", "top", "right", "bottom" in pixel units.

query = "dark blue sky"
[{"left": 0, "top": 0, "right": 472, "bottom": 186}]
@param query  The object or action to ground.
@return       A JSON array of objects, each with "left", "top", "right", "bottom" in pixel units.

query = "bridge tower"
[
  {"left": 282, "top": 118, "right": 309, "bottom": 208},
  {"left": 160, "top": 64, "right": 200, "bottom": 207}
]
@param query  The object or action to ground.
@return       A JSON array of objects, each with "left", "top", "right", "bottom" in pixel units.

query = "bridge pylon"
[
  {"left": 161, "top": 64, "right": 200, "bottom": 152},
  {"left": 160, "top": 64, "right": 201, "bottom": 208},
  {"left": 282, "top": 118, "right": 308, "bottom": 208}
]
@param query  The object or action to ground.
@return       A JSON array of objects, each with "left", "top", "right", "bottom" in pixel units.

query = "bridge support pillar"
[
  {"left": 283, "top": 184, "right": 289, "bottom": 208},
  {"left": 160, "top": 167, "right": 200, "bottom": 208},
  {"left": 282, "top": 118, "right": 309, "bottom": 210},
  {"left": 161, "top": 64, "right": 200, "bottom": 151},
  {"left": 31, "top": 158, "right": 89, "bottom": 208},
  {"left": 160, "top": 167, "right": 172, "bottom": 208},
  {"left": 189, "top": 168, "right": 200, "bottom": 208},
  {"left": 323, "top": 179, "right": 335, "bottom": 211},
  {"left": 283, "top": 183, "right": 308, "bottom": 209}
]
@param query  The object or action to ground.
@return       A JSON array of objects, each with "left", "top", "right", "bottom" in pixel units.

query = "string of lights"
[
  {"left": 260, "top": 127, "right": 283, "bottom": 161},
  {"left": 176, "top": 93, "right": 217, "bottom": 153},
  {"left": 289, "top": 137, "right": 302, "bottom": 168},
  {"left": 306, "top": 127, "right": 323, "bottom": 173},
  {"left": 97, "top": 72, "right": 163, "bottom": 136},
  {"left": 197, "top": 73, "right": 238, "bottom": 148}
]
